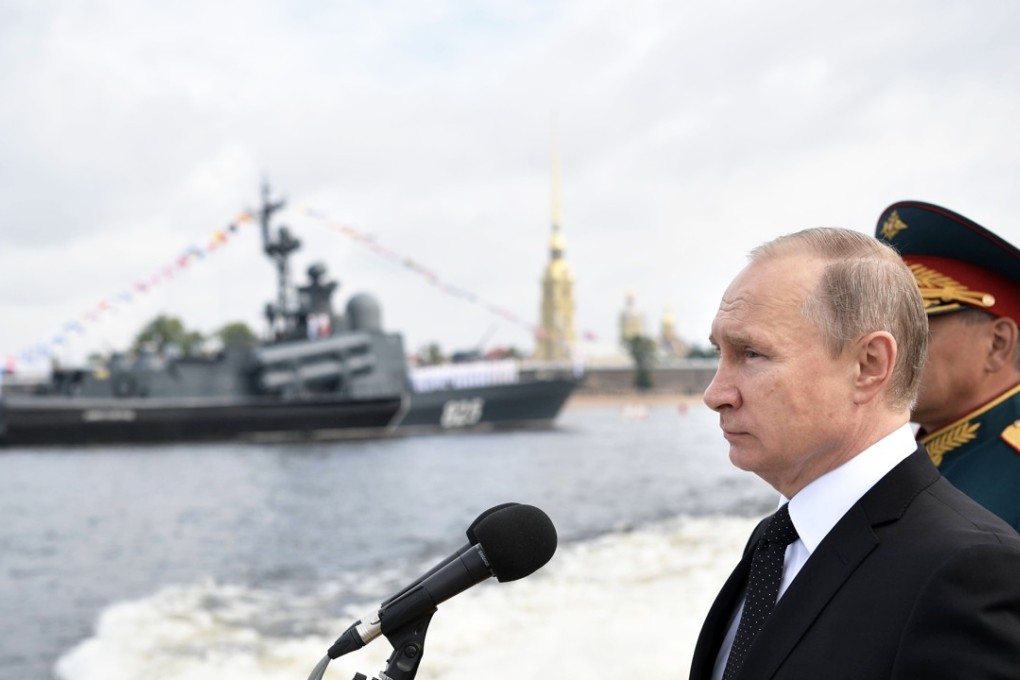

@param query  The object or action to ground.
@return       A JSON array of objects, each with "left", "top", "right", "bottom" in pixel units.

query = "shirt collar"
[{"left": 782, "top": 423, "right": 916, "bottom": 554}]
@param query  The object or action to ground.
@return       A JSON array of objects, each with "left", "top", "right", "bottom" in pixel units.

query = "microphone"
[
  {"left": 327, "top": 503, "right": 557, "bottom": 659},
  {"left": 379, "top": 502, "right": 519, "bottom": 609}
]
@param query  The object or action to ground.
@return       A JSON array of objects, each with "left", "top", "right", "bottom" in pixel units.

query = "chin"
[{"left": 728, "top": 448, "right": 759, "bottom": 473}]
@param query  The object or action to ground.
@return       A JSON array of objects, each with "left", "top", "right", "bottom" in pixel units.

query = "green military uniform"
[
  {"left": 877, "top": 201, "right": 1020, "bottom": 533},
  {"left": 920, "top": 385, "right": 1020, "bottom": 530}
]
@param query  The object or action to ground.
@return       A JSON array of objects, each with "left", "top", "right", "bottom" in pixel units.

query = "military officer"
[{"left": 876, "top": 201, "right": 1020, "bottom": 532}]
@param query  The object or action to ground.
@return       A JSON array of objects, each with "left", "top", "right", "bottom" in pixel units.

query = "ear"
[
  {"left": 853, "top": 331, "right": 897, "bottom": 405},
  {"left": 986, "top": 317, "right": 1019, "bottom": 373}
]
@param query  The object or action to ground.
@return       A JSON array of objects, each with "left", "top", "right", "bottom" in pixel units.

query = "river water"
[{"left": 0, "top": 401, "right": 777, "bottom": 680}]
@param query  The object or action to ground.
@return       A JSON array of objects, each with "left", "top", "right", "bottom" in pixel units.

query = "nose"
[{"left": 703, "top": 362, "right": 738, "bottom": 412}]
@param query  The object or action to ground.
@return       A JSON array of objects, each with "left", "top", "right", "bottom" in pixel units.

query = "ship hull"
[
  {"left": 396, "top": 378, "right": 577, "bottom": 434},
  {"left": 0, "top": 395, "right": 404, "bottom": 446},
  {"left": 0, "top": 379, "right": 579, "bottom": 446}
]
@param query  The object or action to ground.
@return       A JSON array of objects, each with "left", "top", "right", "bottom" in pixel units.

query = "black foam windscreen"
[
  {"left": 466, "top": 502, "right": 520, "bottom": 545},
  {"left": 472, "top": 504, "right": 557, "bottom": 582}
]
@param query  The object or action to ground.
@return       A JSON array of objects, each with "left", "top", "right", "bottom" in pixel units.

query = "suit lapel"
[
  {"left": 735, "top": 503, "right": 879, "bottom": 679},
  {"left": 732, "top": 446, "right": 940, "bottom": 679},
  {"left": 688, "top": 518, "right": 766, "bottom": 680}
]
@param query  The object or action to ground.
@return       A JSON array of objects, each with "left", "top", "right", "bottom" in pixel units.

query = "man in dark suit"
[
  {"left": 690, "top": 227, "right": 1020, "bottom": 680},
  {"left": 875, "top": 201, "right": 1020, "bottom": 531}
]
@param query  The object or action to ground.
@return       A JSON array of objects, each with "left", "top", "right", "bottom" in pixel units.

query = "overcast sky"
[{"left": 2, "top": 0, "right": 1019, "bottom": 372}]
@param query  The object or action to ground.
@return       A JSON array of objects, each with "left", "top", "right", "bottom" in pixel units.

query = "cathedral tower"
[
  {"left": 619, "top": 292, "right": 645, "bottom": 347},
  {"left": 534, "top": 123, "right": 576, "bottom": 361}
]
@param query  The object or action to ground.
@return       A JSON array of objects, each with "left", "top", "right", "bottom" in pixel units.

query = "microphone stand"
[{"left": 351, "top": 612, "right": 435, "bottom": 680}]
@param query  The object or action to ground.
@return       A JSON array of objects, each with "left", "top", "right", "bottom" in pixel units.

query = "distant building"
[
  {"left": 619, "top": 295, "right": 690, "bottom": 359},
  {"left": 586, "top": 299, "right": 713, "bottom": 395},
  {"left": 534, "top": 128, "right": 576, "bottom": 362},
  {"left": 619, "top": 292, "right": 646, "bottom": 348},
  {"left": 659, "top": 307, "right": 689, "bottom": 358}
]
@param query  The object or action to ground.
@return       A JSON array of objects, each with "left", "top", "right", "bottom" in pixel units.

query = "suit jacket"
[{"left": 689, "top": 446, "right": 1020, "bottom": 680}]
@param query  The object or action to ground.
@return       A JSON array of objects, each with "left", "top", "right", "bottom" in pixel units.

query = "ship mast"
[{"left": 258, "top": 181, "right": 301, "bottom": 339}]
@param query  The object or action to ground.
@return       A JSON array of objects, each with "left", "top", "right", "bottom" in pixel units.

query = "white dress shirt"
[{"left": 710, "top": 423, "right": 917, "bottom": 680}]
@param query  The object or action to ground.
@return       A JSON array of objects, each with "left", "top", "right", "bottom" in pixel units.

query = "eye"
[{"left": 742, "top": 347, "right": 764, "bottom": 360}]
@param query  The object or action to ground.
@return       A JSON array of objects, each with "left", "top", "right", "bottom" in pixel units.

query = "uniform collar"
[
  {"left": 918, "top": 382, "right": 1020, "bottom": 442},
  {"left": 917, "top": 383, "right": 1020, "bottom": 465}
]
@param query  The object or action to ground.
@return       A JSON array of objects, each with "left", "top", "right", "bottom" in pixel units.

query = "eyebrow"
[{"left": 710, "top": 330, "right": 760, "bottom": 350}]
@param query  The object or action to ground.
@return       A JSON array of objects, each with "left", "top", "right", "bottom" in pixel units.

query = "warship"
[{"left": 0, "top": 185, "right": 579, "bottom": 446}]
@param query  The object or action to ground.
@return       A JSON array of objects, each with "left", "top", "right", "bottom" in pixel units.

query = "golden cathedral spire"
[
  {"left": 551, "top": 115, "right": 562, "bottom": 233},
  {"left": 535, "top": 115, "right": 576, "bottom": 362},
  {"left": 548, "top": 114, "right": 567, "bottom": 256}
]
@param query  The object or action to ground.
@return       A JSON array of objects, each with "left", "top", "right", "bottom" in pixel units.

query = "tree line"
[{"left": 125, "top": 315, "right": 258, "bottom": 358}]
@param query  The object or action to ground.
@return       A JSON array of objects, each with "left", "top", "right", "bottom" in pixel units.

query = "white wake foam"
[{"left": 56, "top": 515, "right": 757, "bottom": 680}]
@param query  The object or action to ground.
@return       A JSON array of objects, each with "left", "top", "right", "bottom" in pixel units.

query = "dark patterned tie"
[{"left": 722, "top": 503, "right": 799, "bottom": 680}]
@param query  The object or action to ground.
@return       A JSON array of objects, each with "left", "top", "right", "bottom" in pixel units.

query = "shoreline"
[{"left": 566, "top": 392, "right": 705, "bottom": 408}]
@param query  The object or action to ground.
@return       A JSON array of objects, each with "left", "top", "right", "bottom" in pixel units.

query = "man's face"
[
  {"left": 912, "top": 312, "right": 994, "bottom": 431},
  {"left": 704, "top": 255, "right": 857, "bottom": 497}
]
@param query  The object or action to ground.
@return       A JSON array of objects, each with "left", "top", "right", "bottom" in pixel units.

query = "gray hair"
[{"left": 750, "top": 227, "right": 928, "bottom": 410}]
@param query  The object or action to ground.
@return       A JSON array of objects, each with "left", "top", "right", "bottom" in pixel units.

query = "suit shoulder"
[{"left": 920, "top": 477, "right": 1020, "bottom": 544}]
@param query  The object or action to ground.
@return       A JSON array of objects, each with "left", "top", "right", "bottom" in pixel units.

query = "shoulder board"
[{"left": 1002, "top": 421, "right": 1020, "bottom": 454}]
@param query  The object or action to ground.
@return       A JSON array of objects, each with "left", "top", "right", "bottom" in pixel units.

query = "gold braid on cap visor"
[{"left": 909, "top": 263, "right": 996, "bottom": 314}]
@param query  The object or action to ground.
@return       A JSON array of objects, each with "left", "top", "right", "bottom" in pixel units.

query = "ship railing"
[{"left": 408, "top": 359, "right": 519, "bottom": 393}]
